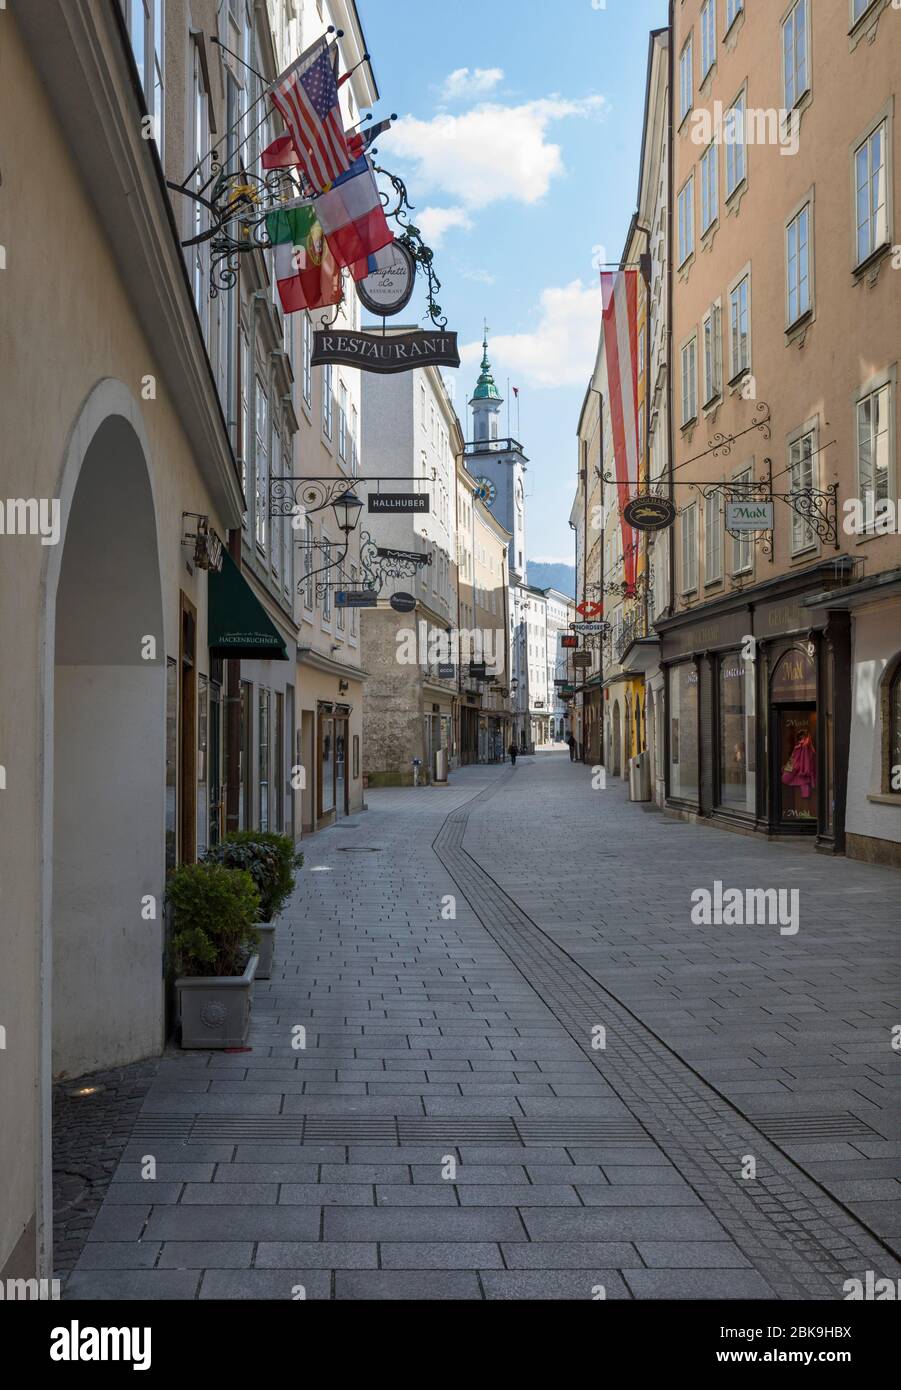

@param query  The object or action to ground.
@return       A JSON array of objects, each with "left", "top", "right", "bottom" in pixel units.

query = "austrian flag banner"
[{"left": 600, "top": 270, "right": 640, "bottom": 595}]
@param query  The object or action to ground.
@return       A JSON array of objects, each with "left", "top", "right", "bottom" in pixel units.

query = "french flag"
[{"left": 315, "top": 156, "right": 394, "bottom": 269}]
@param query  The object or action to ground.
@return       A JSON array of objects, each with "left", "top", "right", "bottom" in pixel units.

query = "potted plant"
[
  {"left": 167, "top": 862, "right": 261, "bottom": 1049},
  {"left": 203, "top": 833, "right": 303, "bottom": 980}
]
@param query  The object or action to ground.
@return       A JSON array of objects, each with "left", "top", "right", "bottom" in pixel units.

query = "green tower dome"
[{"left": 471, "top": 332, "right": 502, "bottom": 402}]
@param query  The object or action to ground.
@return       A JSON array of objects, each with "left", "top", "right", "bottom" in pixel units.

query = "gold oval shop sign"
[{"left": 623, "top": 495, "right": 677, "bottom": 531}]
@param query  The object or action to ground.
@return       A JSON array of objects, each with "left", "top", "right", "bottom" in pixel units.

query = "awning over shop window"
[{"left": 208, "top": 550, "right": 289, "bottom": 661}]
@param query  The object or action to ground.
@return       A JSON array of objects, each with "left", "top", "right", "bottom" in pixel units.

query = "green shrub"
[
  {"left": 204, "top": 832, "right": 303, "bottom": 922},
  {"left": 166, "top": 862, "right": 260, "bottom": 978}
]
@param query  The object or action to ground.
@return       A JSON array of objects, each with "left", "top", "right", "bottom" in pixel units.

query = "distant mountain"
[{"left": 527, "top": 562, "right": 575, "bottom": 597}]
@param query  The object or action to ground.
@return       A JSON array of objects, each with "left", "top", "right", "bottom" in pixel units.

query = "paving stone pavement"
[{"left": 60, "top": 756, "right": 900, "bottom": 1300}]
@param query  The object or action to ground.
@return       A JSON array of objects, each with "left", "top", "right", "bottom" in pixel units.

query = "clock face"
[{"left": 473, "top": 477, "right": 497, "bottom": 508}]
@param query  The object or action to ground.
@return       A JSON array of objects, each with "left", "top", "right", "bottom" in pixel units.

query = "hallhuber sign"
[
  {"left": 312, "top": 330, "right": 460, "bottom": 374},
  {"left": 368, "top": 495, "right": 430, "bottom": 514}
]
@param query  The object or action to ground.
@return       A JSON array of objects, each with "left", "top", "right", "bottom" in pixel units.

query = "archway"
[{"left": 50, "top": 408, "right": 165, "bottom": 1078}]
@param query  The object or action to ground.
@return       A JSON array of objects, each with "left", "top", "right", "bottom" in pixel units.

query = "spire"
[{"left": 471, "top": 320, "right": 502, "bottom": 402}]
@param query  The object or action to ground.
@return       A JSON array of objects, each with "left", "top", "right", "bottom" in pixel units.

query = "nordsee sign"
[
  {"left": 726, "top": 499, "right": 774, "bottom": 532},
  {"left": 312, "top": 330, "right": 460, "bottom": 374}
]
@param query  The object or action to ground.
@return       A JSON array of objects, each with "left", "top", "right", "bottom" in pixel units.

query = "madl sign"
[
  {"left": 312, "top": 330, "right": 460, "bottom": 375},
  {"left": 726, "top": 499, "right": 774, "bottom": 532}
]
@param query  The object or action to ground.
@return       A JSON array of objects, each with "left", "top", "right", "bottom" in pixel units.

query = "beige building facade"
[{"left": 664, "top": 0, "right": 901, "bottom": 860}]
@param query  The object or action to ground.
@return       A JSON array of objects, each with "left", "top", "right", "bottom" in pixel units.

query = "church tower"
[{"left": 467, "top": 329, "right": 529, "bottom": 585}]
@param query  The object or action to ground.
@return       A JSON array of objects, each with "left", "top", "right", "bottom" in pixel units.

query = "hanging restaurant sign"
[
  {"left": 572, "top": 652, "right": 593, "bottom": 668},
  {"left": 337, "top": 590, "right": 379, "bottom": 608},
  {"left": 369, "top": 496, "right": 430, "bottom": 515},
  {"left": 312, "top": 330, "right": 460, "bottom": 374},
  {"left": 355, "top": 242, "right": 417, "bottom": 317},
  {"left": 725, "top": 499, "right": 775, "bottom": 533},
  {"left": 573, "top": 621, "right": 608, "bottom": 636},
  {"left": 561, "top": 635, "right": 579, "bottom": 650},
  {"left": 623, "top": 495, "right": 677, "bottom": 532}
]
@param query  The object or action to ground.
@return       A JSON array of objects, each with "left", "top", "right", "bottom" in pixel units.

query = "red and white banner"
[{"left": 601, "top": 270, "right": 639, "bottom": 595}]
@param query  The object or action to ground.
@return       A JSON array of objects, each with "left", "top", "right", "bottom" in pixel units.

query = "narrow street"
[{"left": 61, "top": 752, "right": 899, "bottom": 1301}]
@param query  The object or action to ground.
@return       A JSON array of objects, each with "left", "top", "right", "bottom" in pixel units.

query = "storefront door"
[
  {"left": 777, "top": 706, "right": 818, "bottom": 826},
  {"left": 335, "top": 721, "right": 347, "bottom": 819}
]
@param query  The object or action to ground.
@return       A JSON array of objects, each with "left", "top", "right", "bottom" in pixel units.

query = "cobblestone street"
[{"left": 58, "top": 753, "right": 900, "bottom": 1301}]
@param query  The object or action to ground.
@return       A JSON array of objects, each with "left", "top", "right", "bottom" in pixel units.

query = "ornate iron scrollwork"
[{"left": 371, "top": 163, "right": 447, "bottom": 329}]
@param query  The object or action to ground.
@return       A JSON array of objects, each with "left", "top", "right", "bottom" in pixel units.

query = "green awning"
[{"left": 208, "top": 550, "right": 289, "bottom": 661}]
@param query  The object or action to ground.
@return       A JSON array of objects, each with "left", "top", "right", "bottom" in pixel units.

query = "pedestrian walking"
[
  {"left": 567, "top": 733, "right": 577, "bottom": 762},
  {"left": 508, "top": 742, "right": 518, "bottom": 767}
]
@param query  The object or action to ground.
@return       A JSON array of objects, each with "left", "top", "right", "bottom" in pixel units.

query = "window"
[
  {"left": 191, "top": 42, "right": 209, "bottom": 337},
  {"left": 239, "top": 325, "right": 249, "bottom": 499},
  {"left": 857, "top": 381, "right": 892, "bottom": 517},
  {"left": 719, "top": 654, "right": 756, "bottom": 814},
  {"left": 700, "top": 0, "right": 716, "bottom": 78},
  {"left": 323, "top": 363, "right": 333, "bottom": 437},
  {"left": 726, "top": 0, "right": 743, "bottom": 28},
  {"left": 701, "top": 143, "right": 718, "bottom": 232},
  {"left": 254, "top": 376, "right": 268, "bottom": 550},
  {"left": 681, "top": 336, "right": 698, "bottom": 426},
  {"left": 239, "top": 680, "right": 252, "bottom": 831},
  {"left": 889, "top": 664, "right": 901, "bottom": 793},
  {"left": 783, "top": 0, "right": 809, "bottom": 110},
  {"left": 258, "top": 688, "right": 270, "bottom": 832},
  {"left": 681, "top": 502, "right": 698, "bottom": 592},
  {"left": 731, "top": 467, "right": 753, "bottom": 573},
  {"left": 786, "top": 203, "right": 811, "bottom": 325},
  {"left": 789, "top": 428, "right": 817, "bottom": 554},
  {"left": 705, "top": 491, "right": 723, "bottom": 583},
  {"left": 274, "top": 692, "right": 284, "bottom": 833},
  {"left": 420, "top": 384, "right": 427, "bottom": 426},
  {"left": 702, "top": 304, "right": 721, "bottom": 404},
  {"left": 679, "top": 36, "right": 693, "bottom": 124},
  {"left": 678, "top": 175, "right": 695, "bottom": 265},
  {"left": 336, "top": 578, "right": 345, "bottom": 632},
  {"left": 855, "top": 121, "right": 888, "bottom": 266},
  {"left": 669, "top": 663, "right": 699, "bottom": 803},
  {"left": 124, "top": 0, "right": 165, "bottom": 150},
  {"left": 725, "top": 93, "right": 746, "bottom": 197},
  {"left": 338, "top": 380, "right": 348, "bottom": 460},
  {"left": 302, "top": 313, "right": 312, "bottom": 405},
  {"left": 304, "top": 518, "right": 314, "bottom": 610},
  {"left": 851, "top": 0, "right": 875, "bottom": 25},
  {"left": 729, "top": 274, "right": 750, "bottom": 380},
  {"left": 272, "top": 425, "right": 282, "bottom": 580},
  {"left": 322, "top": 538, "right": 332, "bottom": 622},
  {"left": 351, "top": 405, "right": 359, "bottom": 476}
]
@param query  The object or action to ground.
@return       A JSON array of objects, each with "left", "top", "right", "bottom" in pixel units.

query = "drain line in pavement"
[{"left": 431, "top": 773, "right": 900, "bottom": 1300}]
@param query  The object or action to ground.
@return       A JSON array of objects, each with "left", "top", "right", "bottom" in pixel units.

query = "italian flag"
[{"left": 265, "top": 204, "right": 343, "bottom": 314}]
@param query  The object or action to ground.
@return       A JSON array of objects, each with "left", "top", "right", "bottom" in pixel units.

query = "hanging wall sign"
[
  {"left": 623, "top": 495, "right": 677, "bottom": 532},
  {"left": 312, "top": 330, "right": 460, "bottom": 374},
  {"left": 356, "top": 242, "right": 417, "bottom": 317},
  {"left": 726, "top": 499, "right": 774, "bottom": 533},
  {"left": 389, "top": 592, "right": 417, "bottom": 614},
  {"left": 368, "top": 495, "right": 430, "bottom": 514},
  {"left": 561, "top": 635, "right": 580, "bottom": 650},
  {"left": 337, "top": 590, "right": 379, "bottom": 608},
  {"left": 573, "top": 621, "right": 608, "bottom": 636}
]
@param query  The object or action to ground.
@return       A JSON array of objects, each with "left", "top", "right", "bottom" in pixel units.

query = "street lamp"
[{"left": 332, "top": 490, "right": 364, "bottom": 535}]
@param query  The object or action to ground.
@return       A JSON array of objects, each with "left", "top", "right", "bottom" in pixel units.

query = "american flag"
[{"left": 269, "top": 38, "right": 351, "bottom": 193}]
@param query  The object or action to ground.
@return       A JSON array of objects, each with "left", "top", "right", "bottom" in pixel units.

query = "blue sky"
[{"left": 360, "top": 0, "right": 667, "bottom": 562}]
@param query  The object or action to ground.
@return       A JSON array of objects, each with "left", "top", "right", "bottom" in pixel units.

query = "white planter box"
[
  {"left": 176, "top": 955, "right": 259, "bottom": 1049},
  {"left": 255, "top": 924, "right": 276, "bottom": 980}
]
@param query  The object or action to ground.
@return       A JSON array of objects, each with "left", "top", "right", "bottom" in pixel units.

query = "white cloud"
[
  {"left": 441, "top": 67, "right": 504, "bottom": 102},
  {"left": 459, "top": 280, "right": 600, "bottom": 390},
  {"left": 414, "top": 206, "right": 473, "bottom": 247},
  {"left": 462, "top": 268, "right": 495, "bottom": 285},
  {"left": 382, "top": 95, "right": 608, "bottom": 209}
]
